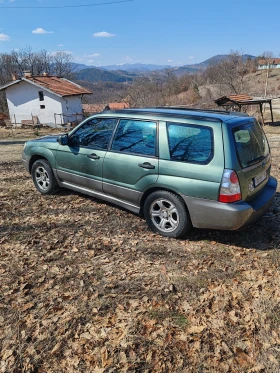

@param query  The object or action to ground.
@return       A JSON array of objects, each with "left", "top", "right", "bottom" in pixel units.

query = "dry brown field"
[{"left": 1, "top": 126, "right": 280, "bottom": 372}]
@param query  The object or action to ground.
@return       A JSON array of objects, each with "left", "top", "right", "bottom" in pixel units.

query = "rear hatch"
[{"left": 230, "top": 119, "right": 271, "bottom": 202}]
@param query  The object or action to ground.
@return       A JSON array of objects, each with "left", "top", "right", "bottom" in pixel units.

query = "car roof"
[{"left": 102, "top": 107, "right": 249, "bottom": 123}]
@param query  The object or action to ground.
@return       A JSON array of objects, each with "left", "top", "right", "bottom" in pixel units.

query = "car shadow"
[
  {"left": 265, "top": 120, "right": 280, "bottom": 127},
  {"left": 56, "top": 188, "right": 280, "bottom": 252}
]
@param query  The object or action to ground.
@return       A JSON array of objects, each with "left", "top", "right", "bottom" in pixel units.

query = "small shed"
[
  {"left": 0, "top": 72, "right": 92, "bottom": 126},
  {"left": 215, "top": 94, "right": 274, "bottom": 125}
]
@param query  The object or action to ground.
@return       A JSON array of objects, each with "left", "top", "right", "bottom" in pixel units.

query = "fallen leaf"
[
  {"left": 21, "top": 302, "right": 35, "bottom": 311},
  {"left": 188, "top": 325, "right": 206, "bottom": 334}
]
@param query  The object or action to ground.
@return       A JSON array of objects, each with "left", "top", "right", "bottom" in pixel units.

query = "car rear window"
[
  {"left": 167, "top": 122, "right": 214, "bottom": 164},
  {"left": 233, "top": 121, "right": 269, "bottom": 168}
]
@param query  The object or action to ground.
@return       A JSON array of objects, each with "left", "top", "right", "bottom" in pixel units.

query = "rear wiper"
[{"left": 246, "top": 155, "right": 265, "bottom": 166}]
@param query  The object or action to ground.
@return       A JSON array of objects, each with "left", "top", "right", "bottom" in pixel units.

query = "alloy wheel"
[
  {"left": 35, "top": 166, "right": 50, "bottom": 191},
  {"left": 150, "top": 198, "right": 179, "bottom": 232}
]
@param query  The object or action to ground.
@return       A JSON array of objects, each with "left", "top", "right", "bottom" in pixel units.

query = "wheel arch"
[
  {"left": 28, "top": 147, "right": 56, "bottom": 174},
  {"left": 139, "top": 186, "right": 188, "bottom": 216},
  {"left": 28, "top": 155, "right": 49, "bottom": 173}
]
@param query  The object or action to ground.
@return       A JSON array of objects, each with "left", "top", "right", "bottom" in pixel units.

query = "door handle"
[
  {"left": 87, "top": 153, "right": 100, "bottom": 160},
  {"left": 138, "top": 162, "right": 155, "bottom": 169}
]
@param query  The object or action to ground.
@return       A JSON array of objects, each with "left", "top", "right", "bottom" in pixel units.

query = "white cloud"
[
  {"left": 93, "top": 31, "right": 115, "bottom": 38},
  {"left": 121, "top": 56, "right": 134, "bottom": 63},
  {"left": 32, "top": 28, "right": 54, "bottom": 34},
  {"left": 49, "top": 50, "right": 73, "bottom": 56},
  {"left": 0, "top": 33, "right": 10, "bottom": 41},
  {"left": 57, "top": 44, "right": 64, "bottom": 47},
  {"left": 10, "top": 0, "right": 16, "bottom": 2},
  {"left": 188, "top": 56, "right": 195, "bottom": 59},
  {"left": 73, "top": 53, "right": 101, "bottom": 64},
  {"left": 167, "top": 59, "right": 173, "bottom": 63}
]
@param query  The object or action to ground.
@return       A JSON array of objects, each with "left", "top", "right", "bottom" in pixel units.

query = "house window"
[
  {"left": 40, "top": 105, "right": 45, "bottom": 109},
  {"left": 38, "top": 91, "right": 44, "bottom": 101}
]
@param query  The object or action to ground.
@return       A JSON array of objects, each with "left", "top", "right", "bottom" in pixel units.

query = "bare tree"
[
  {"left": 126, "top": 75, "right": 165, "bottom": 107},
  {"left": 204, "top": 51, "right": 250, "bottom": 95},
  {"left": 0, "top": 47, "right": 74, "bottom": 84},
  {"left": 50, "top": 51, "right": 73, "bottom": 78}
]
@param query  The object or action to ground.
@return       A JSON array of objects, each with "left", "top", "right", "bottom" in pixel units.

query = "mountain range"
[{"left": 73, "top": 54, "right": 256, "bottom": 83}]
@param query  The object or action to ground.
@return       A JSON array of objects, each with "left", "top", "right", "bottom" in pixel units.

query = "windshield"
[{"left": 233, "top": 120, "right": 269, "bottom": 168}]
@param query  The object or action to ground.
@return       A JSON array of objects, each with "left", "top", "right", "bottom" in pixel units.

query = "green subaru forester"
[{"left": 22, "top": 107, "right": 277, "bottom": 238}]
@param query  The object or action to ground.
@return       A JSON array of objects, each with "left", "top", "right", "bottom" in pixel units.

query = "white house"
[
  {"left": 258, "top": 58, "right": 280, "bottom": 70},
  {"left": 0, "top": 72, "right": 92, "bottom": 126}
]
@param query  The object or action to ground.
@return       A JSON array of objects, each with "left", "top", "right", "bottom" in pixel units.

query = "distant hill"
[
  {"left": 72, "top": 54, "right": 257, "bottom": 82},
  {"left": 74, "top": 67, "right": 137, "bottom": 83},
  {"left": 101, "top": 63, "right": 171, "bottom": 72},
  {"left": 70, "top": 63, "right": 95, "bottom": 72},
  {"left": 196, "top": 54, "right": 255, "bottom": 67},
  {"left": 171, "top": 54, "right": 256, "bottom": 76}
]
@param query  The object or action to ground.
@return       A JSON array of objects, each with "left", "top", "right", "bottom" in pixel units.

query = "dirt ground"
[{"left": 1, "top": 126, "right": 280, "bottom": 372}]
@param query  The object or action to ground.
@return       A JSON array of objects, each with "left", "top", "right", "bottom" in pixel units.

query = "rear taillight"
[{"left": 219, "top": 169, "right": 241, "bottom": 203}]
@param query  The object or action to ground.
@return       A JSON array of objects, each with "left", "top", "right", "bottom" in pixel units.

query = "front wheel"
[
  {"left": 31, "top": 159, "right": 59, "bottom": 195},
  {"left": 143, "top": 191, "right": 192, "bottom": 238}
]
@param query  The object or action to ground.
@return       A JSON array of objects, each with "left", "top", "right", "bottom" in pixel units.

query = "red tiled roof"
[
  {"left": 258, "top": 58, "right": 280, "bottom": 65},
  {"left": 215, "top": 94, "right": 272, "bottom": 107},
  {"left": 228, "top": 94, "right": 253, "bottom": 101},
  {"left": 82, "top": 102, "right": 129, "bottom": 113},
  {"left": 25, "top": 76, "right": 92, "bottom": 97},
  {"left": 82, "top": 104, "right": 104, "bottom": 113},
  {"left": 109, "top": 102, "right": 130, "bottom": 109}
]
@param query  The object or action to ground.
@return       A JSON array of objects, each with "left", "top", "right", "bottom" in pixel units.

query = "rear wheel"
[
  {"left": 31, "top": 159, "right": 59, "bottom": 195},
  {"left": 143, "top": 190, "right": 191, "bottom": 238}
]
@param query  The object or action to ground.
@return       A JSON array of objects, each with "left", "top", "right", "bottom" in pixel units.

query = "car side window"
[
  {"left": 111, "top": 119, "right": 157, "bottom": 156},
  {"left": 70, "top": 118, "right": 118, "bottom": 149},
  {"left": 167, "top": 122, "right": 213, "bottom": 164}
]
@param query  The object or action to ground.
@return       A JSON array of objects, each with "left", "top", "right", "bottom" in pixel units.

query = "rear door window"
[
  {"left": 233, "top": 121, "right": 269, "bottom": 168},
  {"left": 111, "top": 119, "right": 157, "bottom": 156},
  {"left": 167, "top": 122, "right": 214, "bottom": 164}
]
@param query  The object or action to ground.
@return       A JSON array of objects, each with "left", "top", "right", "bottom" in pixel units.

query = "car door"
[
  {"left": 102, "top": 118, "right": 159, "bottom": 205},
  {"left": 55, "top": 117, "right": 118, "bottom": 192}
]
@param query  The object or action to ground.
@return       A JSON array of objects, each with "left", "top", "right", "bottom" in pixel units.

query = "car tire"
[
  {"left": 143, "top": 190, "right": 192, "bottom": 238},
  {"left": 31, "top": 159, "right": 59, "bottom": 195}
]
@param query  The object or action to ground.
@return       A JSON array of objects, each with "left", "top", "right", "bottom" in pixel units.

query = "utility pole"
[
  {"left": 263, "top": 57, "right": 271, "bottom": 115},
  {"left": 264, "top": 57, "right": 271, "bottom": 98}
]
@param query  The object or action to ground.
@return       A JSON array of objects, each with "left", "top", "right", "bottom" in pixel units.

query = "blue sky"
[{"left": 0, "top": 0, "right": 280, "bottom": 67}]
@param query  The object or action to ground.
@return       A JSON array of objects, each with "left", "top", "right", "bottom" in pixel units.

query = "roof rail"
[
  {"left": 153, "top": 106, "right": 249, "bottom": 116},
  {"left": 103, "top": 107, "right": 249, "bottom": 121},
  {"left": 102, "top": 108, "right": 223, "bottom": 123}
]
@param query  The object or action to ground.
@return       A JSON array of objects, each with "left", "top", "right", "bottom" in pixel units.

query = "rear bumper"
[{"left": 182, "top": 176, "right": 277, "bottom": 230}]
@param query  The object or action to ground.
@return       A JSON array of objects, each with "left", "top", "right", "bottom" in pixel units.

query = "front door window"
[{"left": 70, "top": 117, "right": 118, "bottom": 149}]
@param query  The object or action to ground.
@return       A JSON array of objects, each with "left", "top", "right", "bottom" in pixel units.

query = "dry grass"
[
  {"left": 1, "top": 127, "right": 280, "bottom": 372},
  {"left": 246, "top": 68, "right": 280, "bottom": 98}
]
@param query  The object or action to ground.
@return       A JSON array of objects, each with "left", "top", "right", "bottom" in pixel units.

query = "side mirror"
[{"left": 57, "top": 134, "right": 69, "bottom": 146}]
